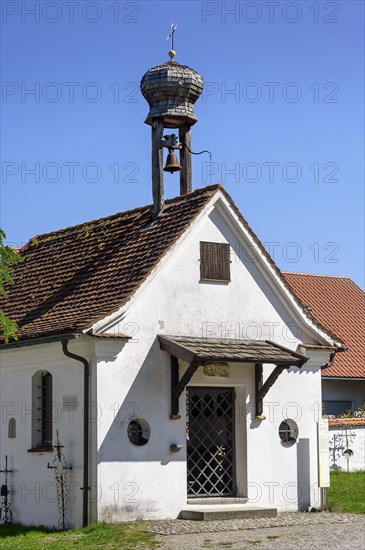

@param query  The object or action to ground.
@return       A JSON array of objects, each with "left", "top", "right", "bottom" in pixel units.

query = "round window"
[
  {"left": 278, "top": 419, "right": 298, "bottom": 446},
  {"left": 127, "top": 418, "right": 150, "bottom": 446}
]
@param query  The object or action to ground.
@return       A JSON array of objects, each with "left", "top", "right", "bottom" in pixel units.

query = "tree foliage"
[{"left": 0, "top": 229, "right": 21, "bottom": 343}]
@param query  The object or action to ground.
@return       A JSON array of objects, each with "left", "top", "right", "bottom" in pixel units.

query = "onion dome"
[{"left": 140, "top": 60, "right": 204, "bottom": 128}]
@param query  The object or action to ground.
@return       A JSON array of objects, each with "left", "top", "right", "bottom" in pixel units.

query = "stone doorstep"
[{"left": 179, "top": 504, "right": 277, "bottom": 521}]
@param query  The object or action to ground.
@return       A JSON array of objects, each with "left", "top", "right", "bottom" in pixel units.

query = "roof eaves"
[
  {"left": 323, "top": 375, "right": 365, "bottom": 380},
  {"left": 85, "top": 329, "right": 131, "bottom": 342},
  {"left": 0, "top": 332, "right": 79, "bottom": 350}
]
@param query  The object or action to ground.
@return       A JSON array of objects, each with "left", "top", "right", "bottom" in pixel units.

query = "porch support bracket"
[
  {"left": 170, "top": 356, "right": 202, "bottom": 419},
  {"left": 255, "top": 363, "right": 287, "bottom": 419}
]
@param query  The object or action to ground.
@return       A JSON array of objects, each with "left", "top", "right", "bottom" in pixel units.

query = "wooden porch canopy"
[{"left": 158, "top": 335, "right": 308, "bottom": 419}]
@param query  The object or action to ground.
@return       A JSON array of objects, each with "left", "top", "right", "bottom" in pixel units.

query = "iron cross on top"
[{"left": 167, "top": 23, "right": 177, "bottom": 59}]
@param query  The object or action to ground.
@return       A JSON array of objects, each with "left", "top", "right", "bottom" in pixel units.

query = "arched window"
[{"left": 32, "top": 371, "right": 52, "bottom": 447}]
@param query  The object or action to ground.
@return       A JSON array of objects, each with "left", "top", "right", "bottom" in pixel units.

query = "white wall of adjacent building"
[{"left": 329, "top": 422, "right": 365, "bottom": 472}]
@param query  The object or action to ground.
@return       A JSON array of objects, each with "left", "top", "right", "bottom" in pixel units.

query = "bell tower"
[{"left": 140, "top": 40, "right": 204, "bottom": 221}]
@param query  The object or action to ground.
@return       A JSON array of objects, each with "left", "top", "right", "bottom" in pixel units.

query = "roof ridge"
[
  {"left": 284, "top": 272, "right": 365, "bottom": 293},
  {"left": 21, "top": 184, "right": 222, "bottom": 250}
]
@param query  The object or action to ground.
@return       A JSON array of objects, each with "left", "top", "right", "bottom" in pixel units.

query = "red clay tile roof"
[
  {"left": 1, "top": 186, "right": 221, "bottom": 342},
  {"left": 282, "top": 273, "right": 365, "bottom": 379},
  {"left": 328, "top": 417, "right": 365, "bottom": 428}
]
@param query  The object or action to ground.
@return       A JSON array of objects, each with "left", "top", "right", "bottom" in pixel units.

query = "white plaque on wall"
[{"left": 63, "top": 395, "right": 79, "bottom": 411}]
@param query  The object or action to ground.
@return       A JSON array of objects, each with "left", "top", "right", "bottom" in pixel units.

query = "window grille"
[
  {"left": 278, "top": 419, "right": 298, "bottom": 445},
  {"left": 187, "top": 387, "right": 236, "bottom": 497},
  {"left": 32, "top": 370, "right": 52, "bottom": 447},
  {"left": 127, "top": 418, "right": 150, "bottom": 446}
]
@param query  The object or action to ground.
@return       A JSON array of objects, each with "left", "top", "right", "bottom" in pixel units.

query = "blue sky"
[{"left": 1, "top": 0, "right": 364, "bottom": 286}]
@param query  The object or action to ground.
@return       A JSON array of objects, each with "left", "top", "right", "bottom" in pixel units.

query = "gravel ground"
[{"left": 148, "top": 513, "right": 364, "bottom": 550}]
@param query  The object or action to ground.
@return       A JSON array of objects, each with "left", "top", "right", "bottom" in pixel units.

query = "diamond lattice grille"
[{"left": 187, "top": 387, "right": 236, "bottom": 497}]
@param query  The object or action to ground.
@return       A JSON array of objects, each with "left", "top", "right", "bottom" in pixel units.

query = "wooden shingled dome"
[{"left": 140, "top": 60, "right": 204, "bottom": 128}]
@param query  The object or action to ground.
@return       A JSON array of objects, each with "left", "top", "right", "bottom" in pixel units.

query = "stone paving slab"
[
  {"left": 147, "top": 512, "right": 364, "bottom": 536},
  {"left": 154, "top": 520, "right": 365, "bottom": 550}
]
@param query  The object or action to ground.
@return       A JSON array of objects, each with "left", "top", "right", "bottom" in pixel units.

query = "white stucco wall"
[
  {"left": 95, "top": 202, "right": 326, "bottom": 521},
  {"left": 0, "top": 197, "right": 333, "bottom": 527},
  {"left": 329, "top": 423, "right": 365, "bottom": 471},
  {"left": 0, "top": 340, "right": 95, "bottom": 528}
]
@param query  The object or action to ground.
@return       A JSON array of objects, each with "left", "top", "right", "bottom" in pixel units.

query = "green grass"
[
  {"left": 0, "top": 522, "right": 159, "bottom": 549},
  {"left": 328, "top": 470, "right": 365, "bottom": 514},
  {"left": 2, "top": 471, "right": 363, "bottom": 549}
]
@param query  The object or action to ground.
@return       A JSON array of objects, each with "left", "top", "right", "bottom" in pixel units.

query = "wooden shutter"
[{"left": 200, "top": 241, "right": 230, "bottom": 282}]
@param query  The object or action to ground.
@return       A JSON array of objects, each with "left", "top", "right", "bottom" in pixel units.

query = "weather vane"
[{"left": 167, "top": 23, "right": 177, "bottom": 59}]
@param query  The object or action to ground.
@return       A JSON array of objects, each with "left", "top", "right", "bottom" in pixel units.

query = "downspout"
[
  {"left": 319, "top": 349, "right": 338, "bottom": 512},
  {"left": 61, "top": 338, "right": 90, "bottom": 528},
  {"left": 321, "top": 350, "right": 336, "bottom": 370}
]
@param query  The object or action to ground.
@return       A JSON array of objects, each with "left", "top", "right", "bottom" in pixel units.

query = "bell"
[{"left": 163, "top": 150, "right": 181, "bottom": 173}]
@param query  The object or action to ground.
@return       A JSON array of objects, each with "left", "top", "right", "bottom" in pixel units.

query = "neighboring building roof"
[
  {"left": 283, "top": 273, "right": 365, "bottom": 379},
  {"left": 159, "top": 336, "right": 308, "bottom": 366}
]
